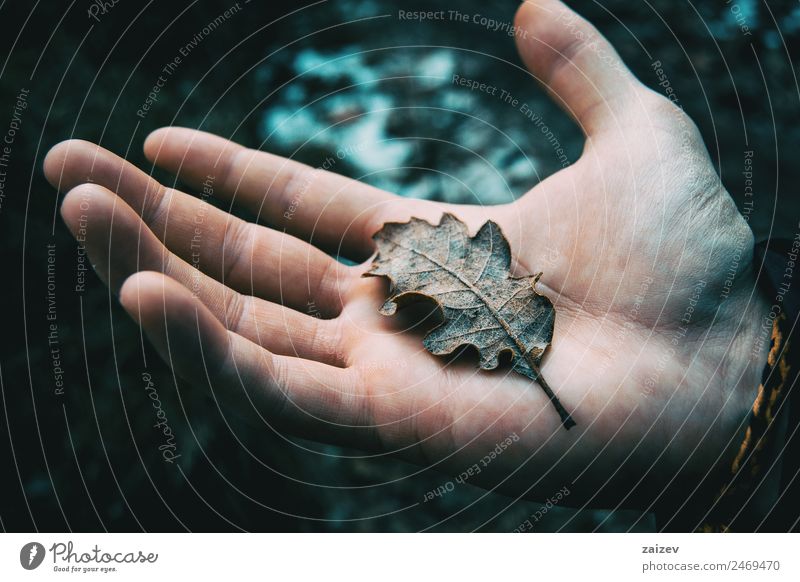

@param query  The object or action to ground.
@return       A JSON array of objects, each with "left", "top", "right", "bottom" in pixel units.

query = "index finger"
[{"left": 144, "top": 127, "right": 402, "bottom": 259}]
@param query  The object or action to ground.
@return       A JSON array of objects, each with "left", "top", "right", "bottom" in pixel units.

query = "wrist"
[
  {"left": 695, "top": 282, "right": 789, "bottom": 531},
  {"left": 699, "top": 296, "right": 790, "bottom": 532},
  {"left": 653, "top": 279, "right": 777, "bottom": 530},
  {"left": 716, "top": 288, "right": 782, "bottom": 528}
]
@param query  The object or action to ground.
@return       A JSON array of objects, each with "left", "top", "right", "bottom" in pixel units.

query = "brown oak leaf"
[{"left": 365, "top": 213, "right": 575, "bottom": 429}]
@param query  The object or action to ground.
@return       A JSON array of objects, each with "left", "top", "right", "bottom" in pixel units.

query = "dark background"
[{"left": 0, "top": 0, "right": 798, "bottom": 532}]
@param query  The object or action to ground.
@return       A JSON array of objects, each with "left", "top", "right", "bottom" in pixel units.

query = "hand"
[{"left": 44, "top": 0, "right": 769, "bottom": 523}]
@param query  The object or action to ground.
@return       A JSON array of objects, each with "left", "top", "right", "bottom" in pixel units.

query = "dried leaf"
[{"left": 365, "top": 213, "right": 575, "bottom": 429}]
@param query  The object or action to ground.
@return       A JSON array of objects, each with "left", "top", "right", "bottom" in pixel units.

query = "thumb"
[{"left": 514, "top": 0, "right": 646, "bottom": 135}]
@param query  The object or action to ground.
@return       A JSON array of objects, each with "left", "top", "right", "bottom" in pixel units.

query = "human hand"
[{"left": 44, "top": 0, "right": 769, "bottom": 520}]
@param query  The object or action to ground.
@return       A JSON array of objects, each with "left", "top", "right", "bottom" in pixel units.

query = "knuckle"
[
  {"left": 224, "top": 291, "right": 250, "bottom": 335},
  {"left": 142, "top": 185, "right": 173, "bottom": 229},
  {"left": 316, "top": 258, "right": 347, "bottom": 315},
  {"left": 264, "top": 356, "right": 291, "bottom": 414},
  {"left": 221, "top": 146, "right": 253, "bottom": 195},
  {"left": 546, "top": 34, "right": 594, "bottom": 86},
  {"left": 221, "top": 220, "right": 252, "bottom": 282},
  {"left": 311, "top": 318, "right": 348, "bottom": 366},
  {"left": 278, "top": 162, "right": 317, "bottom": 220}
]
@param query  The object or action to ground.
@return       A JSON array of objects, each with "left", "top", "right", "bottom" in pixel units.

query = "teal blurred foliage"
[{"left": 0, "top": 0, "right": 797, "bottom": 531}]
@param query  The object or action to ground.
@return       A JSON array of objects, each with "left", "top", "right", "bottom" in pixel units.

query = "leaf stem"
[{"left": 528, "top": 356, "right": 576, "bottom": 430}]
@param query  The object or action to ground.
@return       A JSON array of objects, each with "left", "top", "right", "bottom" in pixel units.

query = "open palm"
[{"left": 44, "top": 0, "right": 767, "bottom": 518}]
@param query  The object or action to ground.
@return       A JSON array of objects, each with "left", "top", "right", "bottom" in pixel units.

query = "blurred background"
[{"left": 0, "top": 0, "right": 798, "bottom": 532}]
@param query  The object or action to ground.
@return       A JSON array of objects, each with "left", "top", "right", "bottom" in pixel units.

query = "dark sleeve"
[{"left": 755, "top": 239, "right": 800, "bottom": 531}]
